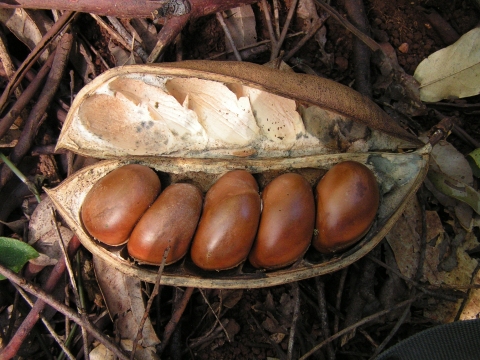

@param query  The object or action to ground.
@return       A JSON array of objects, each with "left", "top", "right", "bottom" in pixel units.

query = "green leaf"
[
  {"left": 0, "top": 237, "right": 39, "bottom": 281},
  {"left": 427, "top": 169, "right": 480, "bottom": 215},
  {"left": 467, "top": 148, "right": 480, "bottom": 178}
]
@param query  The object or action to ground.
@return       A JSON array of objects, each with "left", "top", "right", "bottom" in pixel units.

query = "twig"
[
  {"left": 261, "top": 0, "right": 277, "bottom": 47},
  {"left": 299, "top": 296, "right": 421, "bottom": 360},
  {"left": 273, "top": 0, "right": 281, "bottom": 38},
  {"left": 78, "top": 33, "right": 110, "bottom": 70},
  {"left": 0, "top": 33, "right": 73, "bottom": 189},
  {"left": 0, "top": 30, "right": 22, "bottom": 99},
  {"left": 368, "top": 290, "right": 414, "bottom": 359},
  {"left": 366, "top": 255, "right": 464, "bottom": 302},
  {"left": 283, "top": 13, "right": 328, "bottom": 62},
  {"left": 0, "top": 153, "right": 41, "bottom": 203},
  {"left": 199, "top": 289, "right": 231, "bottom": 341},
  {"left": 0, "top": 50, "right": 56, "bottom": 140},
  {"left": 313, "top": 0, "right": 381, "bottom": 53},
  {"left": 334, "top": 268, "right": 348, "bottom": 334},
  {"left": 287, "top": 283, "right": 301, "bottom": 360},
  {"left": 0, "top": 259, "right": 129, "bottom": 360},
  {"left": 345, "top": 0, "right": 372, "bottom": 97},
  {"left": 51, "top": 209, "right": 89, "bottom": 360},
  {"left": 89, "top": 14, "right": 130, "bottom": 50},
  {"left": 13, "top": 284, "right": 76, "bottom": 360},
  {"left": 0, "top": 11, "right": 76, "bottom": 113},
  {"left": 157, "top": 287, "right": 194, "bottom": 354},
  {"left": 130, "top": 246, "right": 170, "bottom": 360},
  {"left": 0, "top": 236, "right": 81, "bottom": 360},
  {"left": 216, "top": 12, "right": 242, "bottom": 61},
  {"left": 315, "top": 277, "right": 335, "bottom": 360},
  {"left": 340, "top": 248, "right": 379, "bottom": 346},
  {"left": 453, "top": 124, "right": 480, "bottom": 148},
  {"left": 147, "top": 14, "right": 191, "bottom": 63},
  {"left": 270, "top": 0, "right": 298, "bottom": 60},
  {"left": 107, "top": 16, "right": 148, "bottom": 62},
  {"left": 208, "top": 31, "right": 303, "bottom": 59}
]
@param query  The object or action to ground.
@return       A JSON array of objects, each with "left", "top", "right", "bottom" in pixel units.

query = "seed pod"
[
  {"left": 127, "top": 183, "right": 203, "bottom": 265},
  {"left": 81, "top": 164, "right": 161, "bottom": 246},
  {"left": 249, "top": 173, "right": 315, "bottom": 270},
  {"left": 191, "top": 170, "right": 261, "bottom": 271},
  {"left": 47, "top": 61, "right": 429, "bottom": 288},
  {"left": 314, "top": 161, "right": 379, "bottom": 253}
]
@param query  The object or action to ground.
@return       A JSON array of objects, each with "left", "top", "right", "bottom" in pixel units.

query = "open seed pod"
[{"left": 46, "top": 61, "right": 429, "bottom": 289}]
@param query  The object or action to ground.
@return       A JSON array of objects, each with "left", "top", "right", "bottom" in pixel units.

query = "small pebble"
[{"left": 398, "top": 43, "right": 409, "bottom": 53}]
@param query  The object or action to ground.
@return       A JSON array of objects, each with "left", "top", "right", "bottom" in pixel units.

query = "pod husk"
[
  {"left": 49, "top": 61, "right": 429, "bottom": 288},
  {"left": 46, "top": 146, "right": 430, "bottom": 289}
]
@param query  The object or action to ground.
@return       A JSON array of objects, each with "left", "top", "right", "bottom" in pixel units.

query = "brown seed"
[
  {"left": 191, "top": 170, "right": 261, "bottom": 271},
  {"left": 313, "top": 161, "right": 379, "bottom": 253},
  {"left": 81, "top": 164, "right": 161, "bottom": 246},
  {"left": 249, "top": 173, "right": 315, "bottom": 270},
  {"left": 128, "top": 183, "right": 203, "bottom": 265}
]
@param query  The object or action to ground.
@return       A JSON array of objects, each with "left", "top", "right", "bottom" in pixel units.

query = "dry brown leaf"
[
  {"left": 0, "top": 9, "right": 53, "bottom": 62},
  {"left": 460, "top": 263, "right": 480, "bottom": 320},
  {"left": 414, "top": 27, "right": 480, "bottom": 102},
  {"left": 27, "top": 197, "right": 74, "bottom": 266},
  {"left": 93, "top": 255, "right": 160, "bottom": 353},
  {"left": 223, "top": 5, "right": 257, "bottom": 50},
  {"left": 385, "top": 196, "right": 422, "bottom": 280}
]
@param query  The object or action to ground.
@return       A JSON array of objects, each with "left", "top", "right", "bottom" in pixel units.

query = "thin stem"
[
  {"left": 216, "top": 12, "right": 242, "bottom": 61},
  {"left": 0, "top": 261, "right": 130, "bottom": 360},
  {"left": 299, "top": 296, "right": 421, "bottom": 360},
  {"left": 0, "top": 152, "right": 41, "bottom": 203},
  {"left": 130, "top": 246, "right": 170, "bottom": 360},
  {"left": 270, "top": 0, "right": 298, "bottom": 60}
]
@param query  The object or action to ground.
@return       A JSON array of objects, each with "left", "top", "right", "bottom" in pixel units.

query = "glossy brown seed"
[
  {"left": 127, "top": 183, "right": 203, "bottom": 265},
  {"left": 81, "top": 164, "right": 161, "bottom": 246},
  {"left": 249, "top": 173, "right": 315, "bottom": 270},
  {"left": 191, "top": 170, "right": 261, "bottom": 271},
  {"left": 313, "top": 161, "right": 379, "bottom": 253}
]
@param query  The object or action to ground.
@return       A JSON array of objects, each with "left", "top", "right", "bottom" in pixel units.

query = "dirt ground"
[{"left": 0, "top": 0, "right": 479, "bottom": 359}]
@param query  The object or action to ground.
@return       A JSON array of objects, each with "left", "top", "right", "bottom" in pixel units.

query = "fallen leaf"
[
  {"left": 427, "top": 170, "right": 480, "bottom": 215},
  {"left": 386, "top": 196, "right": 422, "bottom": 280},
  {"left": 425, "top": 140, "right": 476, "bottom": 229},
  {"left": 414, "top": 27, "right": 480, "bottom": 102},
  {"left": 108, "top": 40, "right": 137, "bottom": 66},
  {"left": 93, "top": 255, "right": 160, "bottom": 351},
  {"left": 0, "top": 9, "right": 53, "bottom": 62},
  {"left": 0, "top": 237, "right": 39, "bottom": 280},
  {"left": 0, "top": 218, "right": 27, "bottom": 235},
  {"left": 223, "top": 5, "right": 257, "bottom": 50},
  {"left": 459, "top": 262, "right": 480, "bottom": 320},
  {"left": 28, "top": 197, "right": 74, "bottom": 266},
  {"left": 467, "top": 148, "right": 480, "bottom": 178}
]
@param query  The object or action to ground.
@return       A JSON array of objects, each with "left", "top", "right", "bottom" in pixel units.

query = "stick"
[
  {"left": 130, "top": 247, "right": 170, "bottom": 360},
  {"left": 216, "top": 12, "right": 242, "bottom": 61},
  {"left": 147, "top": 14, "right": 191, "bottom": 63},
  {"left": 0, "top": 33, "right": 73, "bottom": 189},
  {"left": 13, "top": 284, "right": 76, "bottom": 360},
  {"left": 0, "top": 11, "right": 75, "bottom": 113},
  {"left": 0, "top": 236, "right": 81, "bottom": 360},
  {"left": 0, "top": 259, "right": 129, "bottom": 360},
  {"left": 261, "top": 0, "right": 277, "bottom": 47},
  {"left": 299, "top": 296, "right": 421, "bottom": 360},
  {"left": 157, "top": 287, "right": 195, "bottom": 354},
  {"left": 315, "top": 278, "right": 335, "bottom": 360},
  {"left": 270, "top": 0, "right": 298, "bottom": 60},
  {"left": 287, "top": 283, "right": 300, "bottom": 360},
  {"left": 0, "top": 51, "right": 56, "bottom": 140}
]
